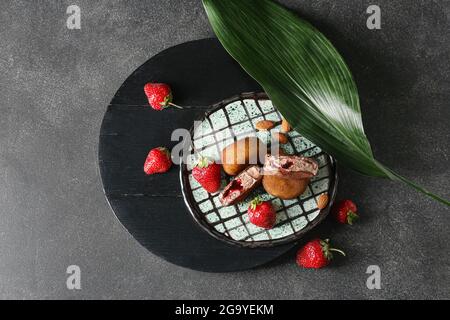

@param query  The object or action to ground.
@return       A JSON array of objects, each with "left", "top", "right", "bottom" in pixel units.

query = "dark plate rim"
[{"left": 180, "top": 92, "right": 339, "bottom": 248}]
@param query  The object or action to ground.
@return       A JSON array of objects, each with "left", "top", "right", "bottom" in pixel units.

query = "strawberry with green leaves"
[
  {"left": 192, "top": 156, "right": 222, "bottom": 193},
  {"left": 248, "top": 197, "right": 277, "bottom": 229},
  {"left": 144, "top": 83, "right": 182, "bottom": 110},
  {"left": 333, "top": 200, "right": 359, "bottom": 225},
  {"left": 296, "top": 239, "right": 346, "bottom": 269}
]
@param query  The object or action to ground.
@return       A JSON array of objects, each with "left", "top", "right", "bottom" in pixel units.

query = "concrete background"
[{"left": 0, "top": 0, "right": 449, "bottom": 299}]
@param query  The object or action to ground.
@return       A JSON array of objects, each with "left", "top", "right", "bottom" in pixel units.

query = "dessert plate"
[{"left": 181, "top": 92, "right": 338, "bottom": 248}]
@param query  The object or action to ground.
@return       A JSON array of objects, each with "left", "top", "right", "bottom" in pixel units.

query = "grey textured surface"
[{"left": 0, "top": 0, "right": 449, "bottom": 300}]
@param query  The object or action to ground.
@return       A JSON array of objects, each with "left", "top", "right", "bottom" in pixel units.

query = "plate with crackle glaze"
[{"left": 181, "top": 92, "right": 338, "bottom": 248}]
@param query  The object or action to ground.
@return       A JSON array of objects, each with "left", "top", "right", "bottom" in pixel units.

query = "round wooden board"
[{"left": 98, "top": 38, "right": 297, "bottom": 272}]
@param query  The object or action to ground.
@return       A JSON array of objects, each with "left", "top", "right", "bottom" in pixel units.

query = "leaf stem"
[{"left": 389, "top": 169, "right": 450, "bottom": 206}]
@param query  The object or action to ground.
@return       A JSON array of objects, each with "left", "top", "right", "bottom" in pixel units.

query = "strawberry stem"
[
  {"left": 250, "top": 196, "right": 262, "bottom": 210},
  {"left": 169, "top": 102, "right": 183, "bottom": 109},
  {"left": 347, "top": 211, "right": 359, "bottom": 225},
  {"left": 197, "top": 155, "right": 211, "bottom": 168},
  {"left": 329, "top": 248, "right": 346, "bottom": 257}
]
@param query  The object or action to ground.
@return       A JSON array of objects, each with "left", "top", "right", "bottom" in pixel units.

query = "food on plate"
[
  {"left": 143, "top": 147, "right": 172, "bottom": 175},
  {"left": 262, "top": 154, "right": 318, "bottom": 199},
  {"left": 273, "top": 132, "right": 288, "bottom": 144},
  {"left": 247, "top": 197, "right": 277, "bottom": 229},
  {"left": 296, "top": 238, "right": 346, "bottom": 269},
  {"left": 316, "top": 193, "right": 329, "bottom": 209},
  {"left": 255, "top": 120, "right": 275, "bottom": 131},
  {"left": 219, "top": 166, "right": 262, "bottom": 206},
  {"left": 332, "top": 199, "right": 359, "bottom": 225},
  {"left": 263, "top": 154, "right": 318, "bottom": 179},
  {"left": 192, "top": 156, "right": 222, "bottom": 193},
  {"left": 143, "top": 83, "right": 182, "bottom": 110},
  {"left": 263, "top": 175, "right": 309, "bottom": 200},
  {"left": 221, "top": 137, "right": 266, "bottom": 176},
  {"left": 267, "top": 146, "right": 288, "bottom": 157},
  {"left": 281, "top": 117, "right": 291, "bottom": 133}
]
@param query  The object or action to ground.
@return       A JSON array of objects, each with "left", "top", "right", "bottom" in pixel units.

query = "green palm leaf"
[{"left": 203, "top": 0, "right": 449, "bottom": 206}]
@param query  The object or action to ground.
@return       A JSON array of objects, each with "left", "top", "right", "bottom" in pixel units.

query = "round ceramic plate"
[{"left": 181, "top": 92, "right": 338, "bottom": 248}]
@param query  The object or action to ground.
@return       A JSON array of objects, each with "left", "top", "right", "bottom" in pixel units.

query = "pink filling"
[
  {"left": 222, "top": 179, "right": 243, "bottom": 199},
  {"left": 281, "top": 161, "right": 293, "bottom": 169}
]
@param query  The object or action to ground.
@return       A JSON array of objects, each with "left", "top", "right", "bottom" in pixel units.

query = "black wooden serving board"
[{"left": 99, "top": 38, "right": 297, "bottom": 272}]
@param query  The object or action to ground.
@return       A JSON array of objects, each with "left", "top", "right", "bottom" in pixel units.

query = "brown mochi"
[
  {"left": 262, "top": 175, "right": 310, "bottom": 200},
  {"left": 221, "top": 137, "right": 267, "bottom": 176}
]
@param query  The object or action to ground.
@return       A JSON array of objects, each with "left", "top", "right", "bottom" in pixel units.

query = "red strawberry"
[
  {"left": 192, "top": 156, "right": 221, "bottom": 193},
  {"left": 247, "top": 197, "right": 277, "bottom": 229},
  {"left": 143, "top": 83, "right": 181, "bottom": 110},
  {"left": 296, "top": 239, "right": 345, "bottom": 269},
  {"left": 332, "top": 200, "right": 359, "bottom": 225},
  {"left": 143, "top": 147, "right": 172, "bottom": 175}
]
